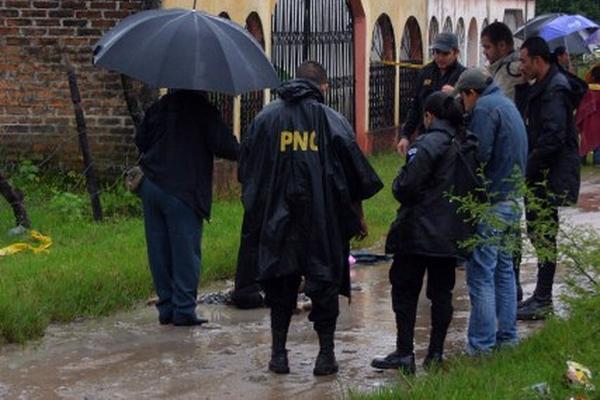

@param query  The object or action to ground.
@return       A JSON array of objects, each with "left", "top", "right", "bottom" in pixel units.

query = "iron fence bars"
[
  {"left": 208, "top": 93, "right": 234, "bottom": 132},
  {"left": 368, "top": 64, "right": 396, "bottom": 130},
  {"left": 271, "top": 0, "right": 355, "bottom": 126},
  {"left": 240, "top": 91, "right": 264, "bottom": 139},
  {"left": 398, "top": 61, "right": 422, "bottom": 123},
  {"left": 369, "top": 15, "right": 396, "bottom": 130}
]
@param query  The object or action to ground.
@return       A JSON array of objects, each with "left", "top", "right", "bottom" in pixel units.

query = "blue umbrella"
[
  {"left": 538, "top": 14, "right": 599, "bottom": 41},
  {"left": 586, "top": 29, "right": 600, "bottom": 46},
  {"left": 93, "top": 8, "right": 280, "bottom": 95}
]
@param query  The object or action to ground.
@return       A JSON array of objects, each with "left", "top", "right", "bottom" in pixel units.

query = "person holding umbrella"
[
  {"left": 135, "top": 90, "right": 239, "bottom": 326},
  {"left": 93, "top": 8, "right": 281, "bottom": 326}
]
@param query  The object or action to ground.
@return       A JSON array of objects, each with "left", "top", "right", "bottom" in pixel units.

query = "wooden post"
[
  {"left": 0, "top": 172, "right": 31, "bottom": 228},
  {"left": 65, "top": 59, "right": 103, "bottom": 222}
]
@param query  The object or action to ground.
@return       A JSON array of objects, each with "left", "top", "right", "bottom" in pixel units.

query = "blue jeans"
[
  {"left": 140, "top": 179, "right": 203, "bottom": 321},
  {"left": 466, "top": 200, "right": 521, "bottom": 354}
]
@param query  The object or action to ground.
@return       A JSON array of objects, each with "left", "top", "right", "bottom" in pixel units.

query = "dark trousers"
[
  {"left": 525, "top": 200, "right": 559, "bottom": 298},
  {"left": 264, "top": 275, "right": 339, "bottom": 335},
  {"left": 140, "top": 179, "right": 203, "bottom": 321},
  {"left": 390, "top": 254, "right": 456, "bottom": 355}
]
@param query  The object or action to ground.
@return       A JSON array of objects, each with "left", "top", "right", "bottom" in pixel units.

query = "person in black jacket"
[
  {"left": 516, "top": 37, "right": 583, "bottom": 320},
  {"left": 237, "top": 61, "right": 383, "bottom": 376},
  {"left": 135, "top": 89, "right": 239, "bottom": 326},
  {"left": 397, "top": 33, "right": 466, "bottom": 156},
  {"left": 371, "top": 92, "right": 473, "bottom": 373}
]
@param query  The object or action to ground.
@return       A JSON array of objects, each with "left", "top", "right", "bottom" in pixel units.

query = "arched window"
[
  {"left": 480, "top": 18, "right": 489, "bottom": 67},
  {"left": 443, "top": 16, "right": 453, "bottom": 33},
  {"left": 467, "top": 18, "right": 478, "bottom": 67},
  {"left": 455, "top": 18, "right": 466, "bottom": 65},
  {"left": 400, "top": 16, "right": 423, "bottom": 62},
  {"left": 429, "top": 17, "right": 439, "bottom": 49},
  {"left": 369, "top": 14, "right": 396, "bottom": 130},
  {"left": 241, "top": 12, "right": 266, "bottom": 138}
]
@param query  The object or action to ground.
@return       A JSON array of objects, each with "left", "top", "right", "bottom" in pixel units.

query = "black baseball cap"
[{"left": 431, "top": 33, "right": 459, "bottom": 52}]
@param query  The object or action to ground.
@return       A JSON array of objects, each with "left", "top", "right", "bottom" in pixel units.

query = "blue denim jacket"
[{"left": 467, "top": 84, "right": 528, "bottom": 201}]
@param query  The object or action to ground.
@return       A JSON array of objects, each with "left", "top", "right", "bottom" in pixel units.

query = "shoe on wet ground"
[
  {"left": 172, "top": 314, "right": 209, "bottom": 326},
  {"left": 517, "top": 295, "right": 553, "bottom": 320},
  {"left": 371, "top": 351, "right": 416, "bottom": 374},
  {"left": 313, "top": 351, "right": 338, "bottom": 376},
  {"left": 269, "top": 350, "right": 290, "bottom": 374},
  {"left": 423, "top": 352, "right": 443, "bottom": 370}
]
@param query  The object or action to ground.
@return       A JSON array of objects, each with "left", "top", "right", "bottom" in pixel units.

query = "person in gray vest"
[{"left": 481, "top": 22, "right": 525, "bottom": 102}]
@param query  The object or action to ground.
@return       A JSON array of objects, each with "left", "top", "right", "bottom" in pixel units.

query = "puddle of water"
[{"left": 0, "top": 178, "right": 599, "bottom": 399}]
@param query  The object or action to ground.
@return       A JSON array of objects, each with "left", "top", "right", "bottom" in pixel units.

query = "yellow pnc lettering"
[
  {"left": 280, "top": 130, "right": 319, "bottom": 152},
  {"left": 280, "top": 130, "right": 293, "bottom": 152}
]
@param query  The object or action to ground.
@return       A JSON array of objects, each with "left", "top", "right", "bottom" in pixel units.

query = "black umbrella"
[
  {"left": 514, "top": 13, "right": 562, "bottom": 39},
  {"left": 93, "top": 8, "right": 280, "bottom": 95}
]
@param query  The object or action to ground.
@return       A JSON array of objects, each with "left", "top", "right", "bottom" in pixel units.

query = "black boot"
[
  {"left": 313, "top": 332, "right": 338, "bottom": 376},
  {"left": 517, "top": 262, "right": 555, "bottom": 320},
  {"left": 517, "top": 294, "right": 553, "bottom": 320},
  {"left": 371, "top": 351, "right": 416, "bottom": 374},
  {"left": 269, "top": 330, "right": 290, "bottom": 374},
  {"left": 423, "top": 352, "right": 443, "bottom": 370}
]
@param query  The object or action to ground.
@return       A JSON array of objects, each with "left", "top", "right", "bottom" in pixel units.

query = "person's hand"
[
  {"left": 441, "top": 84, "right": 455, "bottom": 94},
  {"left": 396, "top": 138, "right": 410, "bottom": 156}
]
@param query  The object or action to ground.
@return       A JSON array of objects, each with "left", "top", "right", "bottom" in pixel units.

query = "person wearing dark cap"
[
  {"left": 516, "top": 37, "right": 582, "bottom": 320},
  {"left": 397, "top": 32, "right": 466, "bottom": 156},
  {"left": 454, "top": 68, "right": 528, "bottom": 354}
]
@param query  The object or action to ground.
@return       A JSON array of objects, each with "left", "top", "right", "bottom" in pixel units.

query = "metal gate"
[
  {"left": 271, "top": 0, "right": 355, "bottom": 126},
  {"left": 369, "top": 15, "right": 396, "bottom": 130}
]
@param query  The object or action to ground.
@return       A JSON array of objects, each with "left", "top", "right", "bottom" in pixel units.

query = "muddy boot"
[
  {"left": 313, "top": 332, "right": 338, "bottom": 376},
  {"left": 517, "top": 295, "right": 553, "bottom": 320},
  {"left": 371, "top": 351, "right": 416, "bottom": 374},
  {"left": 269, "top": 330, "right": 290, "bottom": 374}
]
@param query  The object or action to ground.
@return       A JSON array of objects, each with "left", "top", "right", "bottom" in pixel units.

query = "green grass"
[
  {"left": 0, "top": 152, "right": 401, "bottom": 343},
  {"left": 353, "top": 295, "right": 600, "bottom": 400}
]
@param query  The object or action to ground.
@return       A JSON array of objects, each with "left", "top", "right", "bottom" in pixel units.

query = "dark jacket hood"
[
  {"left": 532, "top": 64, "right": 587, "bottom": 108},
  {"left": 275, "top": 78, "right": 325, "bottom": 103}
]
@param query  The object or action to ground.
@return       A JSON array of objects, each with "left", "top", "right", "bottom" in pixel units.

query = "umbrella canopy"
[
  {"left": 539, "top": 14, "right": 598, "bottom": 41},
  {"left": 514, "top": 13, "right": 599, "bottom": 55},
  {"left": 93, "top": 8, "right": 280, "bottom": 95},
  {"left": 586, "top": 29, "right": 600, "bottom": 46},
  {"left": 514, "top": 13, "right": 561, "bottom": 39}
]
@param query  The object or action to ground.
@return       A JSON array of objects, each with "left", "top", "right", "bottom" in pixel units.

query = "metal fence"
[{"left": 271, "top": 0, "right": 355, "bottom": 126}]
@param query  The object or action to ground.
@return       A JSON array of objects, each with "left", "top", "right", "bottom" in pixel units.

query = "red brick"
[
  {"left": 90, "top": 1, "right": 116, "bottom": 9},
  {"left": 6, "top": 18, "right": 33, "bottom": 26},
  {"left": 33, "top": 1, "right": 59, "bottom": 8},
  {"left": 48, "top": 9, "right": 74, "bottom": 18},
  {"left": 21, "top": 10, "right": 48, "bottom": 17}
]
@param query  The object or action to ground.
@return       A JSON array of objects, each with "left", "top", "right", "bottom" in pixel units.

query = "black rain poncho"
[{"left": 234, "top": 79, "right": 383, "bottom": 302}]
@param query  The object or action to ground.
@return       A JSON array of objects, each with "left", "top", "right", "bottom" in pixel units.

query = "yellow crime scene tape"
[
  {"left": 590, "top": 84, "right": 600, "bottom": 91},
  {"left": 379, "top": 60, "right": 425, "bottom": 69},
  {"left": 0, "top": 230, "right": 53, "bottom": 257}
]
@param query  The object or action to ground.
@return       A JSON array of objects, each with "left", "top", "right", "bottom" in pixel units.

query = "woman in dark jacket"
[{"left": 371, "top": 92, "right": 470, "bottom": 373}]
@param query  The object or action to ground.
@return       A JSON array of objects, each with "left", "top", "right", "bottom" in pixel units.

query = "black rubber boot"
[
  {"left": 517, "top": 294, "right": 553, "bottom": 320},
  {"left": 518, "top": 261, "right": 555, "bottom": 320},
  {"left": 423, "top": 352, "right": 443, "bottom": 370},
  {"left": 371, "top": 351, "right": 416, "bottom": 374},
  {"left": 313, "top": 332, "right": 338, "bottom": 376},
  {"left": 269, "top": 330, "right": 290, "bottom": 374}
]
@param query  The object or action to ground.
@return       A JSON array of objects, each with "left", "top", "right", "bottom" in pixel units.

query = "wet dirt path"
[{"left": 1, "top": 176, "right": 599, "bottom": 400}]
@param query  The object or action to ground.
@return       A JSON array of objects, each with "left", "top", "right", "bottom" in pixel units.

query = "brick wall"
[{"left": 0, "top": 0, "right": 144, "bottom": 174}]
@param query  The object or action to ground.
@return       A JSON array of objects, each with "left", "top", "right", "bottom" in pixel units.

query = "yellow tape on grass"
[{"left": 0, "top": 230, "right": 52, "bottom": 256}]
